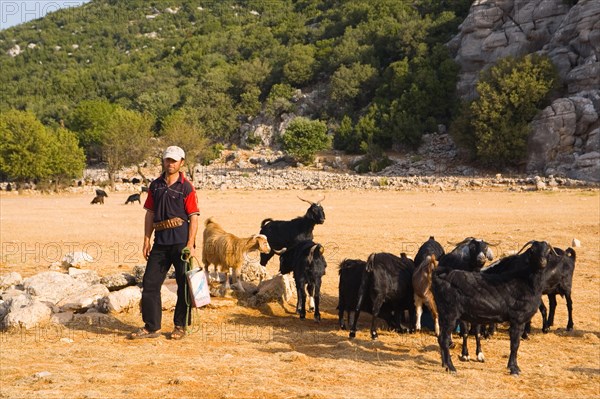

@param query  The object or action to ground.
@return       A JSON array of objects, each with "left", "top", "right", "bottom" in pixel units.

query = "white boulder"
[
  {"left": 23, "top": 272, "right": 87, "bottom": 304},
  {"left": 56, "top": 284, "right": 110, "bottom": 311},
  {"left": 0, "top": 272, "right": 22, "bottom": 290},
  {"left": 2, "top": 294, "right": 52, "bottom": 329}
]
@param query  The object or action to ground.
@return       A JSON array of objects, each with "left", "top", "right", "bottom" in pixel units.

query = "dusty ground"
[{"left": 0, "top": 188, "right": 599, "bottom": 399}]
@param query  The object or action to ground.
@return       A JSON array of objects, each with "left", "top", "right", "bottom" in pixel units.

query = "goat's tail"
[
  {"left": 261, "top": 218, "right": 274, "bottom": 228},
  {"left": 565, "top": 247, "right": 576, "bottom": 262},
  {"left": 365, "top": 253, "right": 376, "bottom": 273}
]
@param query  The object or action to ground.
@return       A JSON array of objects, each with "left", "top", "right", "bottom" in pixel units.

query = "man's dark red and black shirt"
[{"left": 143, "top": 172, "right": 200, "bottom": 245}]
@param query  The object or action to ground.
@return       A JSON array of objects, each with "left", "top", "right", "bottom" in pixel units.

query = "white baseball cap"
[{"left": 163, "top": 146, "right": 185, "bottom": 161}]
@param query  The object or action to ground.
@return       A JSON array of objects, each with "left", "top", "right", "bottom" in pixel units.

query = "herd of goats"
[
  {"left": 92, "top": 190, "right": 576, "bottom": 375},
  {"left": 197, "top": 195, "right": 575, "bottom": 376}
]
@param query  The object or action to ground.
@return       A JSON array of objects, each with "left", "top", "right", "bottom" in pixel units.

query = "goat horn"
[
  {"left": 517, "top": 240, "right": 536, "bottom": 254},
  {"left": 548, "top": 244, "right": 558, "bottom": 256},
  {"left": 297, "top": 195, "right": 313, "bottom": 204},
  {"left": 486, "top": 241, "right": 501, "bottom": 247},
  {"left": 448, "top": 237, "right": 474, "bottom": 247},
  {"left": 316, "top": 195, "right": 325, "bottom": 204},
  {"left": 273, "top": 247, "right": 287, "bottom": 255},
  {"left": 308, "top": 245, "right": 317, "bottom": 264}
]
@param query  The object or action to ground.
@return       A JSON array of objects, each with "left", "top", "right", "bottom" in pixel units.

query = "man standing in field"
[{"left": 128, "top": 145, "right": 200, "bottom": 340}]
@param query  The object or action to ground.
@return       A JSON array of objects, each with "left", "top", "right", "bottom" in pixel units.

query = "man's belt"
[{"left": 153, "top": 217, "right": 185, "bottom": 232}]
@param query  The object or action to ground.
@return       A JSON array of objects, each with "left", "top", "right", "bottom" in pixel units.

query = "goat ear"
[
  {"left": 460, "top": 245, "right": 470, "bottom": 258},
  {"left": 566, "top": 248, "right": 576, "bottom": 259},
  {"left": 308, "top": 245, "right": 317, "bottom": 264},
  {"left": 485, "top": 247, "right": 494, "bottom": 261}
]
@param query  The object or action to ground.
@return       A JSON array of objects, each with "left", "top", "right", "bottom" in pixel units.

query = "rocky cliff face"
[{"left": 450, "top": 0, "right": 599, "bottom": 181}]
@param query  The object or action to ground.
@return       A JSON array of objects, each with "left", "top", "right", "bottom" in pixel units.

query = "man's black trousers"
[{"left": 141, "top": 243, "right": 190, "bottom": 332}]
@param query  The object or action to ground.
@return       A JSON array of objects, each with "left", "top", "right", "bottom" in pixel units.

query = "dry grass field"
[{"left": 0, "top": 188, "right": 599, "bottom": 399}]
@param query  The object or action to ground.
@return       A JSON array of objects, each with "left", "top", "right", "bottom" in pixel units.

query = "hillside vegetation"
[{"left": 0, "top": 0, "right": 562, "bottom": 181}]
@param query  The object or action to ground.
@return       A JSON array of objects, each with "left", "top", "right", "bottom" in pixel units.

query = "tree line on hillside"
[{"left": 0, "top": 0, "right": 562, "bottom": 185}]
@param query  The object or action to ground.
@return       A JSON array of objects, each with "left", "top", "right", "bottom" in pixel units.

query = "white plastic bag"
[{"left": 186, "top": 268, "right": 211, "bottom": 308}]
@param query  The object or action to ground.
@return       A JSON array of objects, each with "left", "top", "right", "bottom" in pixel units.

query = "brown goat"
[
  {"left": 202, "top": 217, "right": 273, "bottom": 292},
  {"left": 413, "top": 254, "right": 439, "bottom": 335}
]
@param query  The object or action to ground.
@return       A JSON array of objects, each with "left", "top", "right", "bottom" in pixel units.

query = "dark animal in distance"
[
  {"left": 95, "top": 189, "right": 108, "bottom": 198},
  {"left": 350, "top": 252, "right": 416, "bottom": 340},
  {"left": 259, "top": 196, "right": 325, "bottom": 267},
  {"left": 279, "top": 240, "right": 327, "bottom": 321},
  {"left": 125, "top": 193, "right": 141, "bottom": 204},
  {"left": 90, "top": 195, "right": 104, "bottom": 205},
  {"left": 433, "top": 240, "right": 554, "bottom": 375},
  {"left": 337, "top": 259, "right": 401, "bottom": 332}
]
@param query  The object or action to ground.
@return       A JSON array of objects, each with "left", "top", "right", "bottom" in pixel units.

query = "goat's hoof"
[
  {"left": 459, "top": 355, "right": 470, "bottom": 362},
  {"left": 349, "top": 331, "right": 356, "bottom": 339},
  {"left": 314, "top": 315, "right": 321, "bottom": 323},
  {"left": 370, "top": 332, "right": 378, "bottom": 340},
  {"left": 521, "top": 333, "right": 529, "bottom": 340},
  {"left": 445, "top": 367, "right": 457, "bottom": 374},
  {"left": 299, "top": 314, "right": 306, "bottom": 320},
  {"left": 477, "top": 353, "right": 485, "bottom": 362},
  {"left": 340, "top": 325, "right": 347, "bottom": 330},
  {"left": 542, "top": 327, "right": 550, "bottom": 333},
  {"left": 566, "top": 325, "right": 574, "bottom": 331}
]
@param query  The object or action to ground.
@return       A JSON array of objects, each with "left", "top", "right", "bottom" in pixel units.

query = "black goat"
[
  {"left": 484, "top": 246, "right": 576, "bottom": 338},
  {"left": 90, "top": 195, "right": 104, "bottom": 205},
  {"left": 437, "top": 237, "right": 495, "bottom": 360},
  {"left": 438, "top": 237, "right": 494, "bottom": 272},
  {"left": 433, "top": 241, "right": 554, "bottom": 375},
  {"left": 125, "top": 193, "right": 141, "bottom": 204},
  {"left": 95, "top": 188, "right": 108, "bottom": 198},
  {"left": 279, "top": 240, "right": 327, "bottom": 321},
  {"left": 414, "top": 236, "right": 445, "bottom": 267},
  {"left": 337, "top": 259, "right": 401, "bottom": 332},
  {"left": 259, "top": 196, "right": 325, "bottom": 266},
  {"left": 350, "top": 252, "right": 416, "bottom": 340},
  {"left": 537, "top": 247, "right": 575, "bottom": 333}
]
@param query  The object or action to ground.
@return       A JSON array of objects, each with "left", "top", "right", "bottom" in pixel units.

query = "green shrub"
[
  {"left": 353, "top": 141, "right": 393, "bottom": 173},
  {"left": 202, "top": 143, "right": 225, "bottom": 165},
  {"left": 468, "top": 54, "right": 558, "bottom": 166},
  {"left": 281, "top": 117, "right": 330, "bottom": 164}
]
